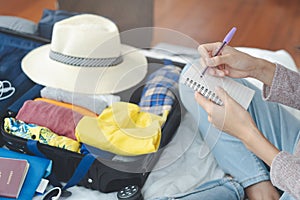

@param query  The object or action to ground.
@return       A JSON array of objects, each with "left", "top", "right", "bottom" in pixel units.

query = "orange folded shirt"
[{"left": 34, "top": 98, "right": 97, "bottom": 117}]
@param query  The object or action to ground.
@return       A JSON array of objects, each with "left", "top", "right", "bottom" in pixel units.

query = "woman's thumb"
[{"left": 215, "top": 86, "right": 228, "bottom": 103}]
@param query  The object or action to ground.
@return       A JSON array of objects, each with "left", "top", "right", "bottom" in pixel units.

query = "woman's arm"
[
  {"left": 270, "top": 150, "right": 300, "bottom": 199},
  {"left": 263, "top": 63, "right": 300, "bottom": 110},
  {"left": 194, "top": 88, "right": 300, "bottom": 199},
  {"left": 197, "top": 42, "right": 300, "bottom": 198},
  {"left": 194, "top": 88, "right": 279, "bottom": 166}
]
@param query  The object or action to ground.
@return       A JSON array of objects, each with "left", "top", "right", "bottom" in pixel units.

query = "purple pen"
[{"left": 201, "top": 27, "right": 237, "bottom": 76}]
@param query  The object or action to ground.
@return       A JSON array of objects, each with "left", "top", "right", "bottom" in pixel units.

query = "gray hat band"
[{"left": 49, "top": 50, "right": 123, "bottom": 67}]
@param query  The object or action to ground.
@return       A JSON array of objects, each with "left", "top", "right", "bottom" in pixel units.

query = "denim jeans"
[
  {"left": 178, "top": 64, "right": 300, "bottom": 200},
  {"left": 151, "top": 177, "right": 244, "bottom": 200}
]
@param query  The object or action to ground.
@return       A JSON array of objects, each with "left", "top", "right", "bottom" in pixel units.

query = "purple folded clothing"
[{"left": 16, "top": 100, "right": 83, "bottom": 140}]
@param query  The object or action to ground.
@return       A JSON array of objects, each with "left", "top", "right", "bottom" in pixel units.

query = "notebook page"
[{"left": 181, "top": 64, "right": 255, "bottom": 109}]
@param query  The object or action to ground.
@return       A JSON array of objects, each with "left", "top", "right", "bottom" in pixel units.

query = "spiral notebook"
[{"left": 181, "top": 64, "right": 255, "bottom": 109}]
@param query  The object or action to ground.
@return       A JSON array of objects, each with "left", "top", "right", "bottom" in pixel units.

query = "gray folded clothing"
[{"left": 40, "top": 87, "right": 120, "bottom": 114}]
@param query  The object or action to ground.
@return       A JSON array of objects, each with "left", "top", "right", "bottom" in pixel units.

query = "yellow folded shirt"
[
  {"left": 34, "top": 98, "right": 97, "bottom": 117},
  {"left": 75, "top": 102, "right": 168, "bottom": 156}
]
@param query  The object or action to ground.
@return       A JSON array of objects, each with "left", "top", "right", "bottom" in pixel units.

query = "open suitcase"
[{"left": 0, "top": 27, "right": 182, "bottom": 195}]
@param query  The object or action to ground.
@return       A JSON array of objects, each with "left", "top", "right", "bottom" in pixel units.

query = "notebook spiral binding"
[{"left": 184, "top": 77, "right": 223, "bottom": 106}]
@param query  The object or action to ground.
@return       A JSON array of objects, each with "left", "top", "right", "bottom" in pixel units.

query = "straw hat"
[{"left": 22, "top": 14, "right": 147, "bottom": 94}]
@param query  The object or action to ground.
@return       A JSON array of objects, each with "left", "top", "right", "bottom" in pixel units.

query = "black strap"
[
  {"left": 27, "top": 140, "right": 96, "bottom": 191},
  {"left": 27, "top": 140, "right": 63, "bottom": 188},
  {"left": 63, "top": 153, "right": 95, "bottom": 189}
]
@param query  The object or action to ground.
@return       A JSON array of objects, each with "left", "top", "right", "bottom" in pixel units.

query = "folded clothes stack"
[
  {"left": 4, "top": 64, "right": 180, "bottom": 156},
  {"left": 4, "top": 86, "right": 120, "bottom": 152}
]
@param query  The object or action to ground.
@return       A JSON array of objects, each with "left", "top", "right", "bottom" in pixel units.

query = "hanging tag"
[{"left": 36, "top": 178, "right": 49, "bottom": 194}]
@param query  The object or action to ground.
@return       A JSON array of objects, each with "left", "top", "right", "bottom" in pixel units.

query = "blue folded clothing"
[
  {"left": 139, "top": 64, "right": 181, "bottom": 115},
  {"left": 0, "top": 31, "right": 44, "bottom": 116}
]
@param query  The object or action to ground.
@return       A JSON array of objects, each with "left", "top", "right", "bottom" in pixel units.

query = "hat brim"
[{"left": 21, "top": 44, "right": 147, "bottom": 94}]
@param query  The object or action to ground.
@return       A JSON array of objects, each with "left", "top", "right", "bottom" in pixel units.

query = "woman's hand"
[
  {"left": 194, "top": 86, "right": 256, "bottom": 141},
  {"left": 198, "top": 42, "right": 276, "bottom": 86},
  {"left": 195, "top": 86, "right": 280, "bottom": 166}
]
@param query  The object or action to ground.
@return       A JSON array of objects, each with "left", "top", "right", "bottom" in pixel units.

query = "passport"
[{"left": 0, "top": 157, "right": 29, "bottom": 198}]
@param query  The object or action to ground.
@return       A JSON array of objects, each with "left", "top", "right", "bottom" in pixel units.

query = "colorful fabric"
[
  {"left": 139, "top": 65, "right": 181, "bottom": 115},
  {"left": 4, "top": 117, "right": 80, "bottom": 152},
  {"left": 16, "top": 100, "right": 83, "bottom": 140},
  {"left": 34, "top": 98, "right": 97, "bottom": 117},
  {"left": 76, "top": 102, "right": 168, "bottom": 156}
]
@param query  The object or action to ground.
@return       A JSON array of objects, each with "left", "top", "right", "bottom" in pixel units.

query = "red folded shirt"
[{"left": 16, "top": 100, "right": 83, "bottom": 140}]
